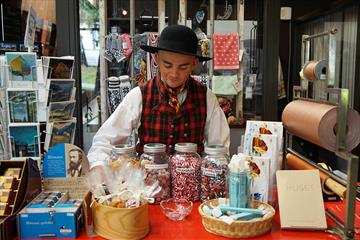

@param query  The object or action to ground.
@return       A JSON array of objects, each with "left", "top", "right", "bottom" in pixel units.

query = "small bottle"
[
  {"left": 109, "top": 144, "right": 138, "bottom": 171},
  {"left": 170, "top": 143, "right": 201, "bottom": 201},
  {"left": 201, "top": 145, "right": 229, "bottom": 201},
  {"left": 140, "top": 143, "right": 170, "bottom": 204}
]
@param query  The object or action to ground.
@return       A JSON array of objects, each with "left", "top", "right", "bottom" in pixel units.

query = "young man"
[{"left": 87, "top": 25, "right": 230, "bottom": 170}]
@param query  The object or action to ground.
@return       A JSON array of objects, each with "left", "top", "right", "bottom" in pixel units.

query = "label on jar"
[
  {"left": 144, "top": 163, "right": 168, "bottom": 170},
  {"left": 202, "top": 167, "right": 223, "bottom": 177},
  {"left": 176, "top": 167, "right": 195, "bottom": 174}
]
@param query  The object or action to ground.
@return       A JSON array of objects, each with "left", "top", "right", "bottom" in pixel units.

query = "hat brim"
[{"left": 140, "top": 45, "right": 212, "bottom": 62}]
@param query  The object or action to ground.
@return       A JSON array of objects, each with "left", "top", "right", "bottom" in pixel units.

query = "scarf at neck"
[{"left": 161, "top": 76, "right": 187, "bottom": 113}]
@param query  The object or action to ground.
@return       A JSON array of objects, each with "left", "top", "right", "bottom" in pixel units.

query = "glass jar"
[
  {"left": 200, "top": 145, "right": 229, "bottom": 201},
  {"left": 170, "top": 143, "right": 201, "bottom": 201},
  {"left": 226, "top": 170, "right": 252, "bottom": 208},
  {"left": 140, "top": 143, "right": 170, "bottom": 204},
  {"left": 109, "top": 144, "right": 138, "bottom": 172}
]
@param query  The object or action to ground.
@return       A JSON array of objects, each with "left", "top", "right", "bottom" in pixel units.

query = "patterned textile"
[
  {"left": 107, "top": 76, "right": 121, "bottom": 114},
  {"left": 104, "top": 33, "right": 125, "bottom": 63},
  {"left": 191, "top": 74, "right": 209, "bottom": 87},
  {"left": 133, "top": 34, "right": 148, "bottom": 86},
  {"left": 212, "top": 33, "right": 239, "bottom": 70},
  {"left": 120, "top": 33, "right": 133, "bottom": 60},
  {"left": 136, "top": 76, "right": 207, "bottom": 155},
  {"left": 163, "top": 80, "right": 186, "bottom": 113},
  {"left": 147, "top": 33, "right": 159, "bottom": 81},
  {"left": 107, "top": 75, "right": 131, "bottom": 114}
]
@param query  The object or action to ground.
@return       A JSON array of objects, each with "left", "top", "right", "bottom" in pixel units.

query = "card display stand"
[{"left": 0, "top": 158, "right": 41, "bottom": 240}]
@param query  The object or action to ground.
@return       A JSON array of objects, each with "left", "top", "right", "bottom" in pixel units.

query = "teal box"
[{"left": 17, "top": 204, "right": 82, "bottom": 239}]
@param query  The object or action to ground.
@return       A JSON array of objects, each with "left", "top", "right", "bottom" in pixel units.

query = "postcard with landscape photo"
[
  {"left": 7, "top": 89, "right": 37, "bottom": 123},
  {"left": 6, "top": 52, "right": 37, "bottom": 81},
  {"left": 9, "top": 124, "right": 40, "bottom": 159},
  {"left": 48, "top": 79, "right": 75, "bottom": 104},
  {"left": 47, "top": 57, "right": 74, "bottom": 79},
  {"left": 45, "top": 119, "right": 76, "bottom": 151},
  {"left": 48, "top": 101, "right": 75, "bottom": 122}
]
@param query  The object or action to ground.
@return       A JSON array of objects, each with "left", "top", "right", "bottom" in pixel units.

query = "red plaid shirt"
[{"left": 136, "top": 75, "right": 207, "bottom": 155}]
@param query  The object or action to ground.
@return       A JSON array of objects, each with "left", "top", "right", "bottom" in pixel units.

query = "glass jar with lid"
[
  {"left": 200, "top": 145, "right": 229, "bottom": 201},
  {"left": 170, "top": 143, "right": 201, "bottom": 201},
  {"left": 109, "top": 144, "right": 138, "bottom": 172},
  {"left": 140, "top": 143, "right": 170, "bottom": 204}
]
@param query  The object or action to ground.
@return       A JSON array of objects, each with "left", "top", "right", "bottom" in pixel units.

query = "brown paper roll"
[
  {"left": 286, "top": 153, "right": 346, "bottom": 198},
  {"left": 303, "top": 60, "right": 327, "bottom": 81},
  {"left": 282, "top": 100, "right": 360, "bottom": 152}
]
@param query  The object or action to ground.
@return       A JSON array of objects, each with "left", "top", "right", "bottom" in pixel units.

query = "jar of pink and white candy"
[
  {"left": 200, "top": 145, "right": 229, "bottom": 201},
  {"left": 140, "top": 143, "right": 170, "bottom": 204},
  {"left": 170, "top": 143, "right": 201, "bottom": 201}
]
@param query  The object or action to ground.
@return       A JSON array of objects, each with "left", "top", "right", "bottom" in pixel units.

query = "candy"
[
  {"left": 170, "top": 153, "right": 201, "bottom": 201},
  {"left": 141, "top": 159, "right": 171, "bottom": 204},
  {"left": 200, "top": 158, "right": 228, "bottom": 201}
]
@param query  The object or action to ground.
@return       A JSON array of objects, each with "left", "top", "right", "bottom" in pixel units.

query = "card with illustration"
[
  {"left": 47, "top": 79, "right": 75, "bottom": 104},
  {"left": 8, "top": 124, "right": 40, "bottom": 159},
  {"left": 244, "top": 133, "right": 278, "bottom": 188},
  {"left": 7, "top": 89, "right": 37, "bottom": 123},
  {"left": 5, "top": 52, "right": 37, "bottom": 81},
  {"left": 47, "top": 57, "right": 74, "bottom": 79},
  {"left": 246, "top": 156, "right": 271, "bottom": 203},
  {"left": 48, "top": 101, "right": 75, "bottom": 122},
  {"left": 42, "top": 143, "right": 89, "bottom": 179},
  {"left": 45, "top": 118, "right": 76, "bottom": 151},
  {"left": 244, "top": 120, "right": 283, "bottom": 152}
]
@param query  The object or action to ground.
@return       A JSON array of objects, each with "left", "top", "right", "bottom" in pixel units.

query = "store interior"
[{"left": 0, "top": 0, "right": 359, "bottom": 239}]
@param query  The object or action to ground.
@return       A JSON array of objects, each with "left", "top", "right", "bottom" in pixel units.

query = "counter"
[{"left": 75, "top": 201, "right": 354, "bottom": 240}]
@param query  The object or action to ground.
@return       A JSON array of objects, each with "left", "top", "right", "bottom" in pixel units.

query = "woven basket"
[{"left": 198, "top": 199, "right": 275, "bottom": 238}]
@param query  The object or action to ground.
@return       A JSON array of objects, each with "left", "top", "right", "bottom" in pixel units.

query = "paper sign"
[{"left": 24, "top": 6, "right": 37, "bottom": 48}]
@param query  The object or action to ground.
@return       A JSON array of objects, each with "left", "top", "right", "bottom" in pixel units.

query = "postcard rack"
[{"left": 285, "top": 29, "right": 359, "bottom": 239}]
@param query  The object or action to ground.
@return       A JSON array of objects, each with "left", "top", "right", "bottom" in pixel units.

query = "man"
[
  {"left": 68, "top": 148, "right": 83, "bottom": 177},
  {"left": 87, "top": 25, "right": 230, "bottom": 170}
]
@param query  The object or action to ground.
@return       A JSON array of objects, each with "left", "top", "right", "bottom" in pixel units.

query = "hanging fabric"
[
  {"left": 146, "top": 33, "right": 159, "bottom": 81},
  {"left": 212, "top": 33, "right": 239, "bottom": 70}
]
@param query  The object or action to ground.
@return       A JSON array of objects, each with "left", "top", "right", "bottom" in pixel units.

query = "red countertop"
[{"left": 75, "top": 201, "right": 354, "bottom": 240}]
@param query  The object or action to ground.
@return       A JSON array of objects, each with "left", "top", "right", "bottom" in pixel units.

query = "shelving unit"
[{"left": 285, "top": 28, "right": 359, "bottom": 239}]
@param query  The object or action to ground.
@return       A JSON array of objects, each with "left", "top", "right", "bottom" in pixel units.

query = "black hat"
[{"left": 140, "top": 25, "right": 211, "bottom": 62}]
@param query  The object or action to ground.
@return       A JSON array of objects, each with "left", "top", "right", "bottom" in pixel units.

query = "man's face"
[
  {"left": 157, "top": 50, "right": 199, "bottom": 88},
  {"left": 69, "top": 151, "right": 80, "bottom": 164}
]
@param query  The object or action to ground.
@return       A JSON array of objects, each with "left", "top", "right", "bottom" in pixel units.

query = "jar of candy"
[
  {"left": 200, "top": 145, "right": 229, "bottom": 201},
  {"left": 109, "top": 144, "right": 138, "bottom": 172},
  {"left": 140, "top": 143, "right": 170, "bottom": 204},
  {"left": 170, "top": 143, "right": 201, "bottom": 201}
]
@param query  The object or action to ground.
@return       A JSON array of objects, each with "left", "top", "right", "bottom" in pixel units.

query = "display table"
[{"left": 75, "top": 202, "right": 355, "bottom": 240}]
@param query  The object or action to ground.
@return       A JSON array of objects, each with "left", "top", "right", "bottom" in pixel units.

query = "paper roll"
[
  {"left": 302, "top": 60, "right": 327, "bottom": 81},
  {"left": 286, "top": 153, "right": 346, "bottom": 198},
  {"left": 282, "top": 100, "right": 360, "bottom": 152}
]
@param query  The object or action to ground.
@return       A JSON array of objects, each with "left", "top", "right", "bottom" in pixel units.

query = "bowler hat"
[{"left": 140, "top": 25, "right": 211, "bottom": 62}]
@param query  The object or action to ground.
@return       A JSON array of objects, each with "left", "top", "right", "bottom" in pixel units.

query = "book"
[{"left": 276, "top": 170, "right": 327, "bottom": 230}]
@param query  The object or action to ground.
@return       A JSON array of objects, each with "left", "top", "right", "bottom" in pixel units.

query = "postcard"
[
  {"left": 8, "top": 124, "right": 40, "bottom": 159},
  {"left": 5, "top": 52, "right": 37, "bottom": 81},
  {"left": 48, "top": 79, "right": 75, "bottom": 104},
  {"left": 42, "top": 56, "right": 74, "bottom": 80},
  {"left": 247, "top": 156, "right": 271, "bottom": 203},
  {"left": 44, "top": 118, "right": 76, "bottom": 151},
  {"left": 7, "top": 89, "right": 37, "bottom": 123},
  {"left": 48, "top": 101, "right": 75, "bottom": 122},
  {"left": 48, "top": 57, "right": 74, "bottom": 79}
]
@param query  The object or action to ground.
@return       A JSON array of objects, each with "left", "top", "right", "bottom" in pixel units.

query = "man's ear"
[{"left": 192, "top": 57, "right": 199, "bottom": 70}]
